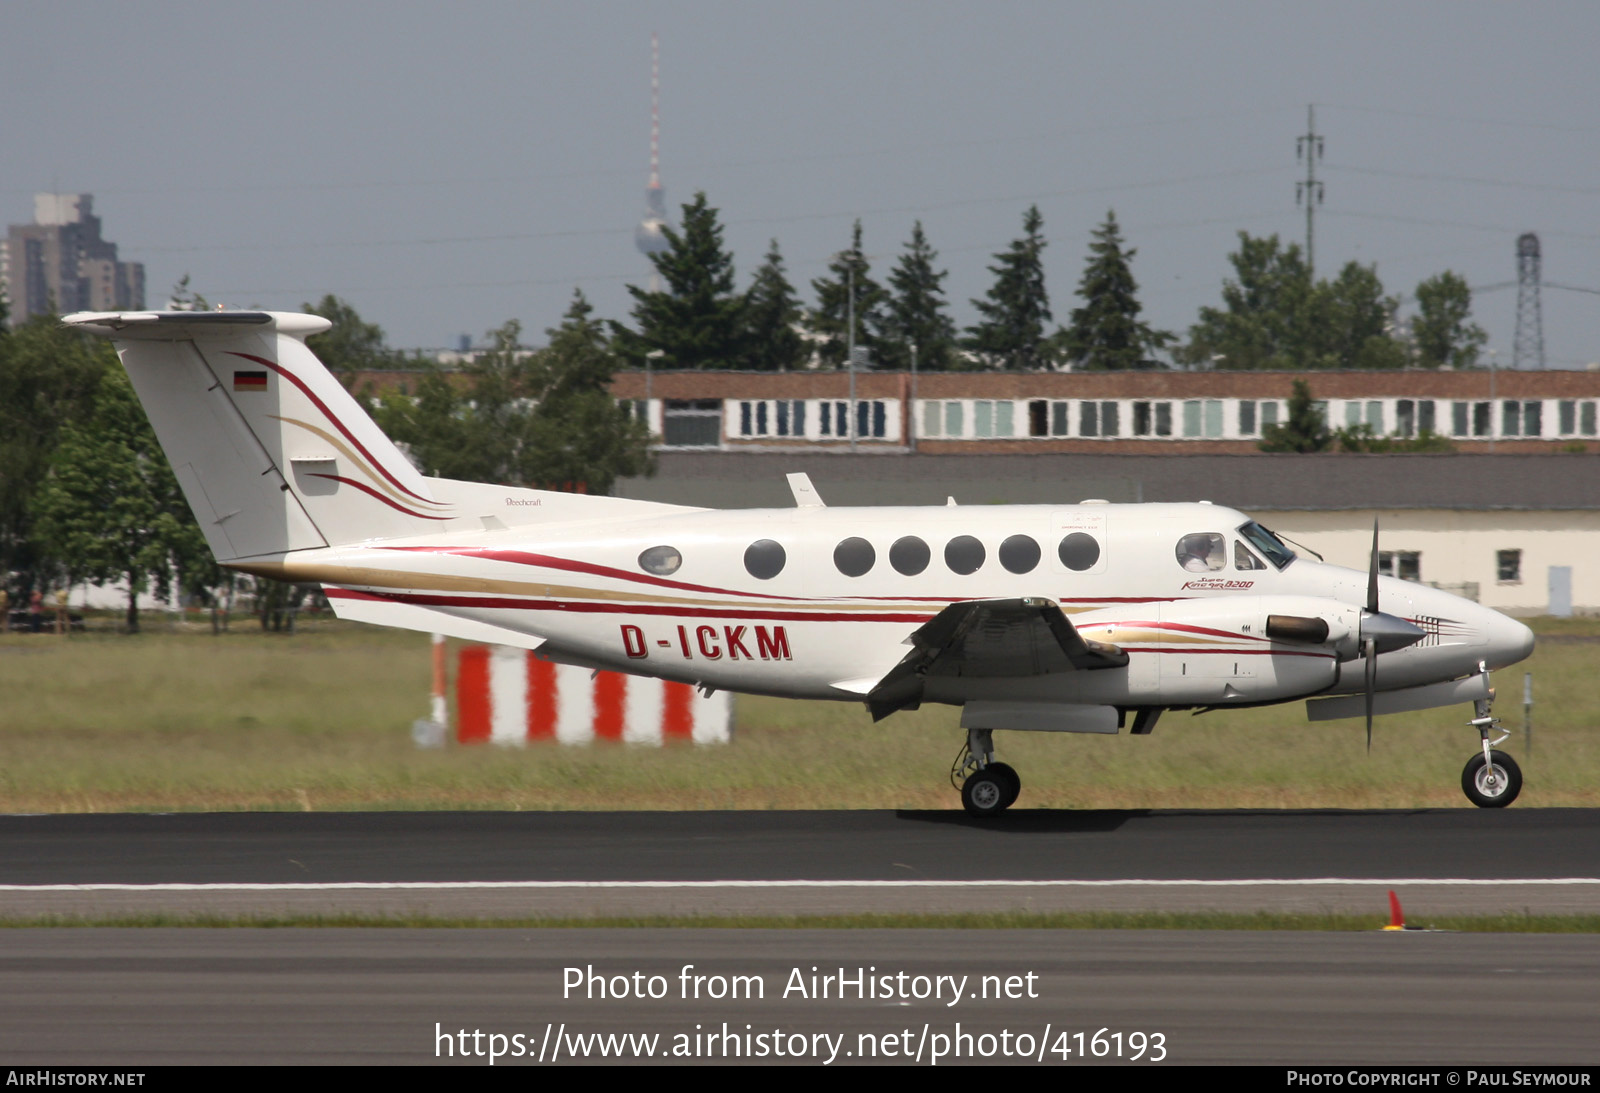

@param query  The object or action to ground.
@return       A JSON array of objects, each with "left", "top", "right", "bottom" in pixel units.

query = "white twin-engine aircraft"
[{"left": 66, "top": 310, "right": 1536, "bottom": 815}]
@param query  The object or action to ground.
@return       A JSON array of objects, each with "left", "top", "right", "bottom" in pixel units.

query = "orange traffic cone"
[{"left": 1382, "top": 889, "right": 1406, "bottom": 931}]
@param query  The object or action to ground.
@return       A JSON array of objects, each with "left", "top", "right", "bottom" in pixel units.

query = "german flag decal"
[{"left": 233, "top": 370, "right": 269, "bottom": 392}]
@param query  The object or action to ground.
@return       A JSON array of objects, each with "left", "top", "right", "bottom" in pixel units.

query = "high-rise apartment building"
[{"left": 1, "top": 193, "right": 144, "bottom": 323}]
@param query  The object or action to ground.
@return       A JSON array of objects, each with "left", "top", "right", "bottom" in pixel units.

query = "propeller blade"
[
  {"left": 1367, "top": 517, "right": 1380, "bottom": 615},
  {"left": 1364, "top": 636, "right": 1376, "bottom": 753}
]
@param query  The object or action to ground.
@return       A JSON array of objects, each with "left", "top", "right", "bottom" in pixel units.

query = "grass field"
[{"left": 1, "top": 617, "right": 1596, "bottom": 813}]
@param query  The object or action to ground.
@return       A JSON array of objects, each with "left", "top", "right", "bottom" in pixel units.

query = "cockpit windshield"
[{"left": 1237, "top": 520, "right": 1296, "bottom": 571}]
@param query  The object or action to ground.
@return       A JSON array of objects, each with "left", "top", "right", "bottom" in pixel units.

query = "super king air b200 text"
[{"left": 65, "top": 310, "right": 1538, "bottom": 816}]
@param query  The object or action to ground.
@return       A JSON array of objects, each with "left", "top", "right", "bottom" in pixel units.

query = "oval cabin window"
[{"left": 638, "top": 545, "right": 682, "bottom": 576}]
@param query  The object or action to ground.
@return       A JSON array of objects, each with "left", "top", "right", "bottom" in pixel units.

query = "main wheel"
[
  {"left": 986, "top": 761, "right": 1022, "bottom": 809},
  {"left": 961, "top": 770, "right": 1010, "bottom": 817},
  {"left": 1462, "top": 750, "right": 1522, "bottom": 808}
]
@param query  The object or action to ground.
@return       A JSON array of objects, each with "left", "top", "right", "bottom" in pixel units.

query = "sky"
[{"left": 5, "top": 1, "right": 1600, "bottom": 366}]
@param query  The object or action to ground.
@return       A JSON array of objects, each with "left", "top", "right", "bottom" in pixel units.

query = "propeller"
[{"left": 1360, "top": 517, "right": 1427, "bottom": 752}]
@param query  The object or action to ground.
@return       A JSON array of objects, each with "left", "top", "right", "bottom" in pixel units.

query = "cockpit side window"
[
  {"left": 1234, "top": 540, "right": 1267, "bottom": 571},
  {"left": 1175, "top": 532, "right": 1225, "bottom": 572},
  {"left": 1237, "top": 520, "right": 1296, "bottom": 571}
]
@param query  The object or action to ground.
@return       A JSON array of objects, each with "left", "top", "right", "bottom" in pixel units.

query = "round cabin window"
[
  {"left": 889, "top": 536, "right": 930, "bottom": 576},
  {"left": 1058, "top": 532, "right": 1101, "bottom": 572},
  {"left": 944, "top": 535, "right": 986, "bottom": 575},
  {"left": 744, "top": 539, "right": 787, "bottom": 581},
  {"left": 999, "top": 534, "right": 1041, "bottom": 574},
  {"left": 833, "top": 537, "right": 876, "bottom": 578}
]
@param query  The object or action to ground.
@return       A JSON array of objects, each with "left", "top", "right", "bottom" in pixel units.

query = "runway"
[
  {"left": 2, "top": 928, "right": 1598, "bottom": 1065},
  {"left": 2, "top": 808, "right": 1598, "bottom": 919}
]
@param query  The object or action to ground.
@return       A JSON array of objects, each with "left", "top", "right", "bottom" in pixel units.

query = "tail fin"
[{"left": 65, "top": 310, "right": 468, "bottom": 561}]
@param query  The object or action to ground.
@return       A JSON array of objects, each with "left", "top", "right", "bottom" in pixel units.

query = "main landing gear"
[
  {"left": 953, "top": 728, "right": 1021, "bottom": 817},
  {"left": 1461, "top": 662, "right": 1522, "bottom": 808}
]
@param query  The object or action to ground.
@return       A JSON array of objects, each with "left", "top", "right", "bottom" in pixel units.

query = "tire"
[
  {"left": 961, "top": 770, "right": 1010, "bottom": 817},
  {"left": 1462, "top": 750, "right": 1522, "bottom": 808},
  {"left": 986, "top": 762, "right": 1022, "bottom": 809}
]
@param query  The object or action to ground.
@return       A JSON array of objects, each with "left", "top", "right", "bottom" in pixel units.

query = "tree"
[
  {"left": 1411, "top": 271, "right": 1487, "bottom": 370},
  {"left": 809, "top": 220, "right": 887, "bottom": 369},
  {"left": 1312, "top": 261, "right": 1404, "bottom": 370},
  {"left": 1179, "top": 233, "right": 1315, "bottom": 370},
  {"left": 881, "top": 221, "right": 958, "bottom": 371},
  {"left": 743, "top": 240, "right": 808, "bottom": 372},
  {"left": 31, "top": 366, "right": 209, "bottom": 632},
  {"left": 0, "top": 316, "right": 113, "bottom": 601},
  {"left": 1061, "top": 210, "right": 1171, "bottom": 370},
  {"left": 1258, "top": 379, "right": 1332, "bottom": 452},
  {"left": 520, "top": 292, "right": 653, "bottom": 493},
  {"left": 612, "top": 192, "right": 748, "bottom": 369},
  {"left": 966, "top": 205, "right": 1052, "bottom": 370},
  {"left": 379, "top": 295, "right": 651, "bottom": 494},
  {"left": 302, "top": 295, "right": 407, "bottom": 376},
  {"left": 1182, "top": 234, "right": 1409, "bottom": 370}
]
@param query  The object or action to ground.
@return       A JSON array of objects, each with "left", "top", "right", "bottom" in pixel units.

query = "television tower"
[
  {"left": 1512, "top": 232, "right": 1545, "bottom": 370},
  {"left": 634, "top": 31, "right": 669, "bottom": 292}
]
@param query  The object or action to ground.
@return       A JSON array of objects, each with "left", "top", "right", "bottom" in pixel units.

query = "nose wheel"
[
  {"left": 1462, "top": 750, "right": 1522, "bottom": 808},
  {"left": 1461, "top": 663, "right": 1522, "bottom": 808},
  {"left": 952, "top": 729, "right": 1022, "bottom": 817}
]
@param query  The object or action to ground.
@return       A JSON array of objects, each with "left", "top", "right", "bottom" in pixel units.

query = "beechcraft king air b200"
[{"left": 65, "top": 309, "right": 1538, "bottom": 815}]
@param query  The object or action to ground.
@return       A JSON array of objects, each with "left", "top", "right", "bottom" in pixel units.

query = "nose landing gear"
[
  {"left": 953, "top": 728, "right": 1021, "bottom": 817},
  {"left": 1462, "top": 662, "right": 1522, "bottom": 808}
]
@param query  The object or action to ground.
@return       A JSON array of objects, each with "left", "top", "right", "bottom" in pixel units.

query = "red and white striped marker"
[{"left": 455, "top": 644, "right": 731, "bottom": 745}]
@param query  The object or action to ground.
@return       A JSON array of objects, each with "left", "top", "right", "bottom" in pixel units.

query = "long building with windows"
[{"left": 596, "top": 369, "right": 1600, "bottom": 454}]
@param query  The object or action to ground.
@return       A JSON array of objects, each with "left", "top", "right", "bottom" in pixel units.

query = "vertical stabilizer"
[{"left": 64, "top": 310, "right": 459, "bottom": 560}]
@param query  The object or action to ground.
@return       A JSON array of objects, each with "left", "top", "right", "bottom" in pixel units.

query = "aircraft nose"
[{"left": 1486, "top": 611, "right": 1536, "bottom": 669}]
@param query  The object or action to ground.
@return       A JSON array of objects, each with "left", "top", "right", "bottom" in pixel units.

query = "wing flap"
[{"left": 865, "top": 597, "right": 1127, "bottom": 721}]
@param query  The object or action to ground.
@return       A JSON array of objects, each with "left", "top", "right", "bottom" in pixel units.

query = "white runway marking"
[{"left": 1, "top": 878, "right": 1597, "bottom": 892}]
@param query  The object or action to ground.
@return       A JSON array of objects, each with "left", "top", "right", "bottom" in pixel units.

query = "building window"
[
  {"left": 1239, "top": 400, "right": 1257, "bottom": 436},
  {"left": 995, "top": 401, "right": 1014, "bottom": 437},
  {"left": 1501, "top": 400, "right": 1541, "bottom": 437},
  {"left": 1560, "top": 400, "right": 1577, "bottom": 435},
  {"left": 1183, "top": 400, "right": 1202, "bottom": 437},
  {"left": 1132, "top": 401, "right": 1173, "bottom": 437},
  {"left": 1366, "top": 401, "right": 1384, "bottom": 433},
  {"left": 1396, "top": 400, "right": 1415, "bottom": 437},
  {"left": 1099, "top": 401, "right": 1119, "bottom": 437},
  {"left": 1345, "top": 401, "right": 1362, "bottom": 428},
  {"left": 922, "top": 401, "right": 941, "bottom": 438},
  {"left": 1051, "top": 401, "right": 1070, "bottom": 436},
  {"left": 945, "top": 401, "right": 964, "bottom": 437},
  {"left": 1452, "top": 401, "right": 1469, "bottom": 437},
  {"left": 1080, "top": 400, "right": 1099, "bottom": 437},
  {"left": 1203, "top": 399, "right": 1223, "bottom": 438},
  {"left": 1378, "top": 550, "right": 1421, "bottom": 582},
  {"left": 1028, "top": 399, "right": 1048, "bottom": 438},
  {"left": 974, "top": 400, "right": 994, "bottom": 438},
  {"left": 1473, "top": 401, "right": 1492, "bottom": 437},
  {"left": 661, "top": 399, "right": 722, "bottom": 447},
  {"left": 1584, "top": 402, "right": 1598, "bottom": 437},
  {"left": 1260, "top": 401, "right": 1280, "bottom": 429},
  {"left": 1497, "top": 549, "right": 1521, "bottom": 584},
  {"left": 1418, "top": 399, "right": 1436, "bottom": 434}
]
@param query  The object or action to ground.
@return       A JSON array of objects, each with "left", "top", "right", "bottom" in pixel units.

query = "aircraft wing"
[{"left": 863, "top": 597, "right": 1128, "bottom": 721}]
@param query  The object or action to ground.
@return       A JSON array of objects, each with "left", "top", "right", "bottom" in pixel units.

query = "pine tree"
[
  {"left": 1258, "top": 378, "right": 1332, "bottom": 452},
  {"left": 744, "top": 240, "right": 808, "bottom": 371},
  {"left": 523, "top": 291, "right": 653, "bottom": 493},
  {"left": 809, "top": 221, "right": 887, "bottom": 369},
  {"left": 881, "top": 221, "right": 957, "bottom": 371},
  {"left": 966, "top": 205, "right": 1052, "bottom": 370},
  {"left": 612, "top": 191, "right": 748, "bottom": 369},
  {"left": 1062, "top": 211, "right": 1171, "bottom": 370}
]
